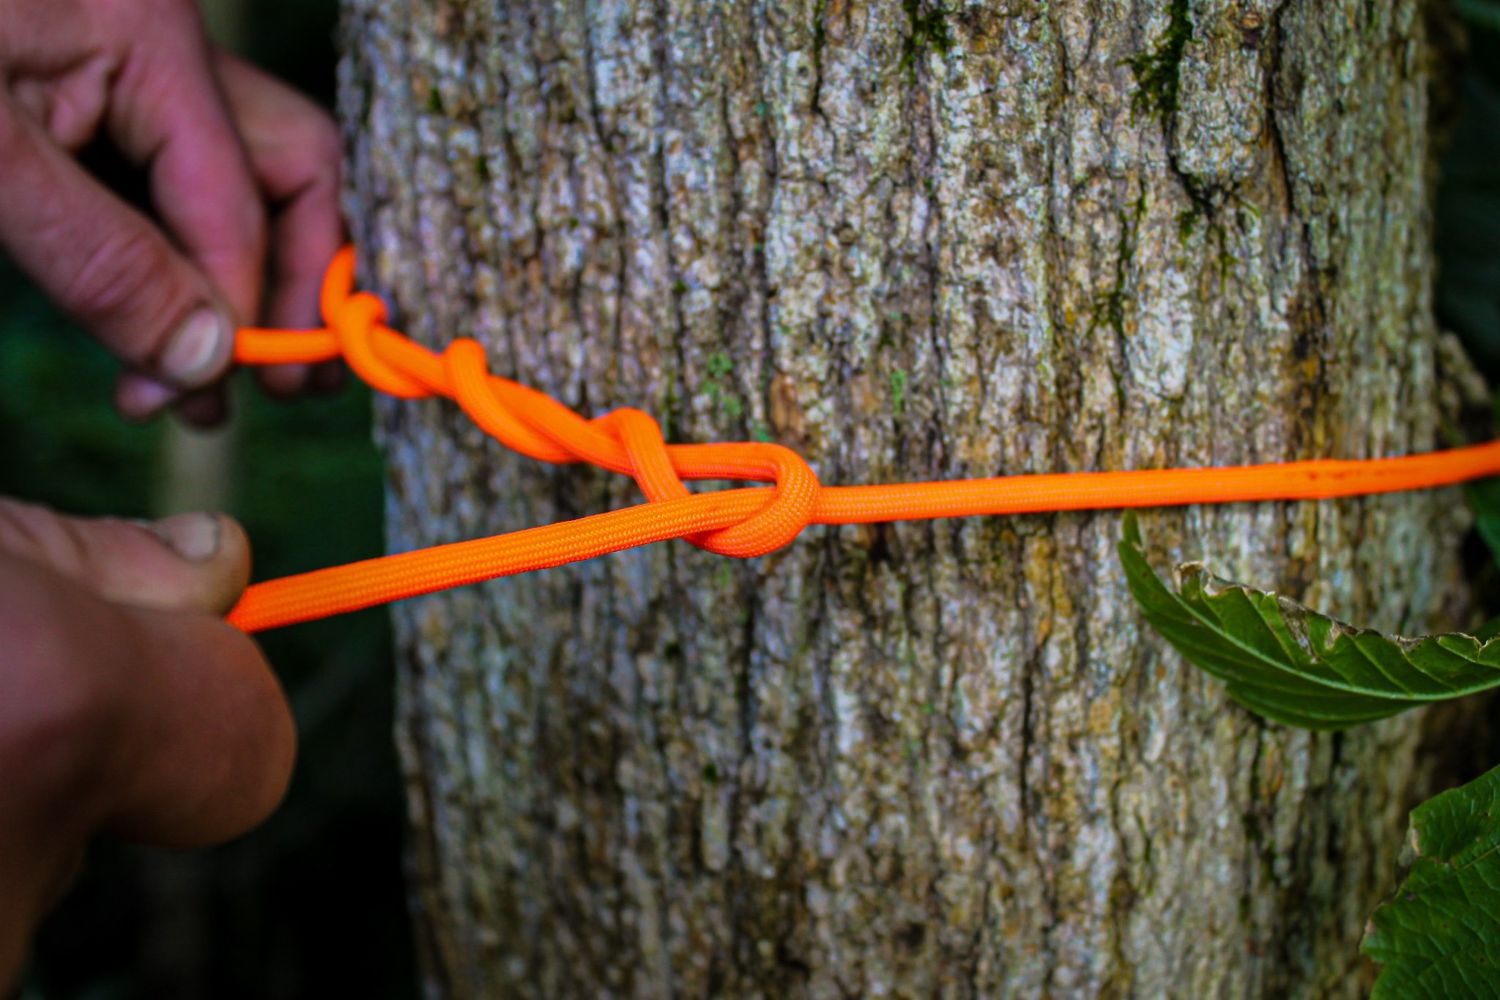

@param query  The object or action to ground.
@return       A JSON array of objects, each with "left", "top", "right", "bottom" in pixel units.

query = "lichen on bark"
[{"left": 340, "top": 0, "right": 1470, "bottom": 995}]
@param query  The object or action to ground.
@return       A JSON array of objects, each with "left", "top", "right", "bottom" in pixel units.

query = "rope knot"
[
  {"left": 226, "top": 243, "right": 1500, "bottom": 632},
  {"left": 313, "top": 248, "right": 820, "bottom": 557},
  {"left": 321, "top": 251, "right": 430, "bottom": 399},
  {"left": 603, "top": 408, "right": 820, "bottom": 558},
  {"left": 442, "top": 336, "right": 819, "bottom": 559}
]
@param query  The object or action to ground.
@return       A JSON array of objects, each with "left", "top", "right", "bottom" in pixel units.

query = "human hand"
[
  {"left": 0, "top": 0, "right": 344, "bottom": 424},
  {"left": 0, "top": 499, "right": 295, "bottom": 988}
]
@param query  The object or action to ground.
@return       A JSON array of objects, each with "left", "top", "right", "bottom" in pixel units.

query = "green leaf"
[
  {"left": 1118, "top": 513, "right": 1500, "bottom": 730},
  {"left": 1363, "top": 762, "right": 1500, "bottom": 997}
]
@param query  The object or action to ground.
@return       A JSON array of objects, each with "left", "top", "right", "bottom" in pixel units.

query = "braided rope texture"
[{"left": 225, "top": 247, "right": 1500, "bottom": 632}]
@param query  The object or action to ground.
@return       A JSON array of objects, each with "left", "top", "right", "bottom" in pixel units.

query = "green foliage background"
[
  {"left": 1363, "top": 761, "right": 1500, "bottom": 998},
  {"left": 1438, "top": 19, "right": 1500, "bottom": 381}
]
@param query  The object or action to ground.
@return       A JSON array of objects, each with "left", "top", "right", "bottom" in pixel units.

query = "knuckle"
[
  {"left": 273, "top": 113, "right": 343, "bottom": 205},
  {"left": 60, "top": 229, "right": 177, "bottom": 356}
]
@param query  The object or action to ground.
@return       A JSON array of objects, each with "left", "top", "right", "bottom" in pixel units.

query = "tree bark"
[{"left": 341, "top": 0, "right": 1467, "bottom": 995}]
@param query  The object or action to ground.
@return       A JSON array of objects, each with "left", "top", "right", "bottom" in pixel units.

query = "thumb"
[
  {"left": 0, "top": 98, "right": 235, "bottom": 395},
  {"left": 0, "top": 499, "right": 250, "bottom": 616}
]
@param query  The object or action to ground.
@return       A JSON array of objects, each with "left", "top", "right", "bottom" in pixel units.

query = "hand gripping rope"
[{"left": 226, "top": 247, "right": 1500, "bottom": 633}]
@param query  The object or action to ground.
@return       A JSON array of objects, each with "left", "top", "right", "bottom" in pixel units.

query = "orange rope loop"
[{"left": 226, "top": 247, "right": 1500, "bottom": 633}]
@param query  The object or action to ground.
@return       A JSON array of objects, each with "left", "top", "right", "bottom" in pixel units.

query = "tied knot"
[
  {"left": 440, "top": 339, "right": 820, "bottom": 559},
  {"left": 601, "top": 407, "right": 820, "bottom": 558},
  {"left": 320, "top": 248, "right": 434, "bottom": 400},
  {"left": 335, "top": 291, "right": 431, "bottom": 398},
  {"left": 229, "top": 243, "right": 1500, "bottom": 633},
  {"left": 320, "top": 249, "right": 819, "bottom": 560}
]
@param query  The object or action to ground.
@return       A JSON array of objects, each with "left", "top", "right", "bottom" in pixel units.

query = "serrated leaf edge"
[{"left": 1118, "top": 513, "right": 1500, "bottom": 724}]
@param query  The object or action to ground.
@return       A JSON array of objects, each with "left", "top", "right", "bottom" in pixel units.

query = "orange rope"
[{"left": 225, "top": 247, "right": 1500, "bottom": 632}]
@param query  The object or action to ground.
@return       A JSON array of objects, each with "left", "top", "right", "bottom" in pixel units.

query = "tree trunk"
[{"left": 341, "top": 1, "right": 1467, "bottom": 995}]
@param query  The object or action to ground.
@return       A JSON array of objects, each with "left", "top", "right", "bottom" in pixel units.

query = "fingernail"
[
  {"left": 161, "top": 307, "right": 230, "bottom": 386},
  {"left": 116, "top": 373, "right": 179, "bottom": 422},
  {"left": 150, "top": 512, "right": 222, "bottom": 562}
]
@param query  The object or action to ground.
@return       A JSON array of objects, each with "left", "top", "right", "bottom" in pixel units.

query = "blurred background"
[
  {"left": 1, "top": 2, "right": 1497, "bottom": 998},
  {"left": 5, "top": 0, "right": 415, "bottom": 996},
  {"left": 1439, "top": 5, "right": 1500, "bottom": 385}
]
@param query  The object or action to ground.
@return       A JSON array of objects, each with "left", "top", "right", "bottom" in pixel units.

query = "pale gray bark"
[{"left": 340, "top": 1, "right": 1469, "bottom": 995}]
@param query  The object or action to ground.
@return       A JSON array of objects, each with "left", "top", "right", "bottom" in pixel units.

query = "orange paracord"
[{"left": 226, "top": 246, "right": 1500, "bottom": 633}]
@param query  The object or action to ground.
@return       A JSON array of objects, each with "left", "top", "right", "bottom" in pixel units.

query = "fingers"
[
  {"left": 213, "top": 50, "right": 342, "bottom": 327},
  {"left": 99, "top": 599, "right": 296, "bottom": 846},
  {"left": 0, "top": 8, "right": 344, "bottom": 418},
  {"left": 7, "top": 52, "right": 113, "bottom": 152},
  {"left": 0, "top": 552, "right": 295, "bottom": 851},
  {"left": 0, "top": 499, "right": 250, "bottom": 615},
  {"left": 213, "top": 49, "right": 345, "bottom": 397},
  {"left": 105, "top": 8, "right": 265, "bottom": 329},
  {"left": 0, "top": 96, "right": 237, "bottom": 398},
  {"left": 99, "top": 10, "right": 267, "bottom": 422},
  {"left": 0, "top": 542, "right": 293, "bottom": 953},
  {"left": 0, "top": 500, "right": 292, "bottom": 981},
  {"left": 0, "top": 556, "right": 124, "bottom": 988}
]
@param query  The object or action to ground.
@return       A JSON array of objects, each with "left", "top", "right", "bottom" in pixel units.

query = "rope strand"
[{"left": 225, "top": 247, "right": 1500, "bottom": 633}]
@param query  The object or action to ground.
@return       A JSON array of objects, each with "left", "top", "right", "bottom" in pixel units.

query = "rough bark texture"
[{"left": 341, "top": 1, "right": 1468, "bottom": 995}]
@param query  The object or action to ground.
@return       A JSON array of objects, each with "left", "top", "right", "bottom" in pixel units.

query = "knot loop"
[
  {"left": 332, "top": 291, "right": 430, "bottom": 399},
  {"left": 441, "top": 334, "right": 819, "bottom": 559},
  {"left": 604, "top": 408, "right": 820, "bottom": 558}
]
